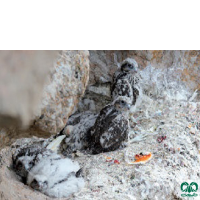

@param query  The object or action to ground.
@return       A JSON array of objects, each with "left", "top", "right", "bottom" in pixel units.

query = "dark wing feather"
[
  {"left": 126, "top": 73, "right": 140, "bottom": 95},
  {"left": 99, "top": 114, "right": 128, "bottom": 151},
  {"left": 111, "top": 79, "right": 133, "bottom": 102},
  {"left": 112, "top": 72, "right": 140, "bottom": 105},
  {"left": 60, "top": 112, "right": 98, "bottom": 154},
  {"left": 89, "top": 106, "right": 129, "bottom": 154},
  {"left": 88, "top": 104, "right": 117, "bottom": 152},
  {"left": 111, "top": 72, "right": 129, "bottom": 93},
  {"left": 89, "top": 104, "right": 115, "bottom": 137}
]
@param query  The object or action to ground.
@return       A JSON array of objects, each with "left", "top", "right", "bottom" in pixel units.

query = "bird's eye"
[
  {"left": 121, "top": 101, "right": 125, "bottom": 104},
  {"left": 121, "top": 64, "right": 126, "bottom": 69},
  {"left": 129, "top": 64, "right": 134, "bottom": 68},
  {"left": 31, "top": 179, "right": 40, "bottom": 190}
]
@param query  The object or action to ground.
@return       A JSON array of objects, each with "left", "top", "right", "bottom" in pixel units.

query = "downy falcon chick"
[
  {"left": 111, "top": 58, "right": 140, "bottom": 105},
  {"left": 58, "top": 111, "right": 98, "bottom": 155},
  {"left": 27, "top": 154, "right": 84, "bottom": 198},
  {"left": 12, "top": 143, "right": 84, "bottom": 198}
]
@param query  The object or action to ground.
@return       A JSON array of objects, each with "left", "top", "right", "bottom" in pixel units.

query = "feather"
[
  {"left": 88, "top": 103, "right": 129, "bottom": 154},
  {"left": 46, "top": 135, "right": 66, "bottom": 153}
]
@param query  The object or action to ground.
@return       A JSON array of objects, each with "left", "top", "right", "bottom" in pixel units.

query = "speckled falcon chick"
[{"left": 111, "top": 58, "right": 140, "bottom": 106}]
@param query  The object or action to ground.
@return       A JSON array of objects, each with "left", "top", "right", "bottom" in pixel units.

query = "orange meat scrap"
[{"left": 132, "top": 152, "right": 152, "bottom": 164}]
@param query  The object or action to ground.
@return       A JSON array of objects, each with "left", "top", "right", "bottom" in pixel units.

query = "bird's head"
[
  {"left": 29, "top": 175, "right": 48, "bottom": 191},
  {"left": 120, "top": 58, "right": 138, "bottom": 73},
  {"left": 114, "top": 97, "right": 131, "bottom": 112},
  {"left": 15, "top": 160, "right": 28, "bottom": 178}
]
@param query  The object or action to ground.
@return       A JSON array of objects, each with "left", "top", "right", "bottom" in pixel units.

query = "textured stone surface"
[
  {"left": 77, "top": 50, "right": 200, "bottom": 113},
  {"left": 88, "top": 50, "right": 147, "bottom": 85},
  {"left": 1, "top": 50, "right": 199, "bottom": 129},
  {"left": 125, "top": 50, "right": 200, "bottom": 91},
  {"left": 0, "top": 50, "right": 57, "bottom": 128},
  {"left": 1, "top": 50, "right": 200, "bottom": 146},
  {"left": 33, "top": 50, "right": 90, "bottom": 134},
  {"left": 89, "top": 50, "right": 200, "bottom": 90},
  {"left": 77, "top": 82, "right": 111, "bottom": 113},
  {"left": 0, "top": 127, "right": 51, "bottom": 150},
  {"left": 0, "top": 51, "right": 89, "bottom": 149},
  {"left": 1, "top": 50, "right": 200, "bottom": 199}
]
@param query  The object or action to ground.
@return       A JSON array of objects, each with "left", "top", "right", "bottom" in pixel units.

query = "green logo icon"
[{"left": 181, "top": 182, "right": 198, "bottom": 197}]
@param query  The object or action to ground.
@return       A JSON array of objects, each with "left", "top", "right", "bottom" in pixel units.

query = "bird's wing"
[
  {"left": 58, "top": 111, "right": 97, "bottom": 137},
  {"left": 89, "top": 104, "right": 115, "bottom": 146},
  {"left": 111, "top": 79, "right": 133, "bottom": 101},
  {"left": 111, "top": 71, "right": 126, "bottom": 93},
  {"left": 112, "top": 70, "right": 121, "bottom": 84},
  {"left": 99, "top": 115, "right": 128, "bottom": 150},
  {"left": 90, "top": 104, "right": 114, "bottom": 133}
]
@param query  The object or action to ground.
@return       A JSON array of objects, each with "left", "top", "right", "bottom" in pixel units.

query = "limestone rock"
[
  {"left": 88, "top": 50, "right": 149, "bottom": 85},
  {"left": 33, "top": 50, "right": 90, "bottom": 134},
  {"left": 0, "top": 127, "right": 51, "bottom": 150},
  {"left": 89, "top": 50, "right": 200, "bottom": 91},
  {"left": 0, "top": 51, "right": 90, "bottom": 149},
  {"left": 77, "top": 83, "right": 111, "bottom": 113},
  {"left": 78, "top": 50, "right": 200, "bottom": 113},
  {"left": 0, "top": 50, "right": 57, "bottom": 128}
]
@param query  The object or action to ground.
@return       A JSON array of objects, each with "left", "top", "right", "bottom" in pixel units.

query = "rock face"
[
  {"left": 1, "top": 50, "right": 198, "bottom": 131},
  {"left": 1, "top": 50, "right": 200, "bottom": 200},
  {"left": 89, "top": 50, "right": 200, "bottom": 90},
  {"left": 77, "top": 50, "right": 200, "bottom": 113},
  {"left": 0, "top": 127, "right": 51, "bottom": 151},
  {"left": 1, "top": 50, "right": 200, "bottom": 144},
  {"left": 0, "top": 50, "right": 57, "bottom": 128},
  {"left": 0, "top": 50, "right": 90, "bottom": 149},
  {"left": 33, "top": 50, "right": 90, "bottom": 134},
  {"left": 1, "top": 50, "right": 199, "bottom": 129}
]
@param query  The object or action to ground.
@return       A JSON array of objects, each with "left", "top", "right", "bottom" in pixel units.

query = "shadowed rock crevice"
[{"left": 0, "top": 50, "right": 90, "bottom": 149}]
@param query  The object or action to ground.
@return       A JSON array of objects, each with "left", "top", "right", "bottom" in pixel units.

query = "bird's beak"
[
  {"left": 123, "top": 68, "right": 130, "bottom": 72},
  {"left": 126, "top": 104, "right": 131, "bottom": 109},
  {"left": 129, "top": 68, "right": 137, "bottom": 74}
]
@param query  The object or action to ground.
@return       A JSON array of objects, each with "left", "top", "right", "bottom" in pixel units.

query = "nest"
[{"left": 1, "top": 65, "right": 200, "bottom": 200}]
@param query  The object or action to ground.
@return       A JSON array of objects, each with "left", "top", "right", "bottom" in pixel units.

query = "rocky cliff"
[
  {"left": 1, "top": 50, "right": 200, "bottom": 148},
  {"left": 0, "top": 50, "right": 90, "bottom": 149}
]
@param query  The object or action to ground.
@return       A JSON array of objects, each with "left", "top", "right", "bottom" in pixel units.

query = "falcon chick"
[
  {"left": 88, "top": 96, "right": 131, "bottom": 154},
  {"left": 13, "top": 143, "right": 85, "bottom": 198},
  {"left": 27, "top": 155, "right": 84, "bottom": 198},
  {"left": 111, "top": 58, "right": 140, "bottom": 105},
  {"left": 12, "top": 142, "right": 53, "bottom": 183},
  {"left": 57, "top": 111, "right": 98, "bottom": 155}
]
